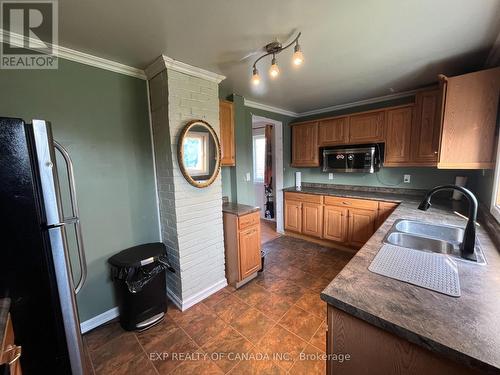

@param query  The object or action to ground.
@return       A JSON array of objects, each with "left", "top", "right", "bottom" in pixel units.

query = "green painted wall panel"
[{"left": 0, "top": 58, "right": 160, "bottom": 322}]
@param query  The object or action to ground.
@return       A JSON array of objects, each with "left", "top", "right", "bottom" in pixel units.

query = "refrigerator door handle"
[{"left": 54, "top": 140, "right": 87, "bottom": 295}]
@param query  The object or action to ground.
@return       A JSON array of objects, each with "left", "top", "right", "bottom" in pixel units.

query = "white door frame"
[{"left": 252, "top": 114, "right": 284, "bottom": 234}]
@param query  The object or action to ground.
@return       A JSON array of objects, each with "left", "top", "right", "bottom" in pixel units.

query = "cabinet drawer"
[
  {"left": 324, "top": 196, "right": 378, "bottom": 210},
  {"left": 238, "top": 211, "right": 260, "bottom": 230},
  {"left": 285, "top": 192, "right": 323, "bottom": 204}
]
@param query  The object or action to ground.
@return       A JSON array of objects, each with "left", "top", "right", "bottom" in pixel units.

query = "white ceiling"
[{"left": 58, "top": 0, "right": 500, "bottom": 113}]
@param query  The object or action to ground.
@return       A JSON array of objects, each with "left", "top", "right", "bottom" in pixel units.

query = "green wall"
[
  {"left": 222, "top": 91, "right": 481, "bottom": 205},
  {"left": 0, "top": 58, "right": 160, "bottom": 322}
]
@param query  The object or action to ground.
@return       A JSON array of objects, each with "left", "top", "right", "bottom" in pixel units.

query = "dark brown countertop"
[
  {"left": 222, "top": 202, "right": 260, "bottom": 217},
  {"left": 0, "top": 298, "right": 10, "bottom": 346},
  {"left": 295, "top": 186, "right": 500, "bottom": 373}
]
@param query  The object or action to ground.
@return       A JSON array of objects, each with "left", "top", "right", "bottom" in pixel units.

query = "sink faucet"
[{"left": 418, "top": 184, "right": 478, "bottom": 261}]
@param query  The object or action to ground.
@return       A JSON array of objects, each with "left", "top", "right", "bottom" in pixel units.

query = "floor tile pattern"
[{"left": 84, "top": 236, "right": 352, "bottom": 374}]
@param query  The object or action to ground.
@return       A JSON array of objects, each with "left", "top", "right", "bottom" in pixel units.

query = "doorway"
[{"left": 251, "top": 114, "right": 284, "bottom": 234}]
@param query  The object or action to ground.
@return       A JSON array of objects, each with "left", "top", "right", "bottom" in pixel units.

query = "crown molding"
[
  {"left": 243, "top": 99, "right": 299, "bottom": 117},
  {"left": 297, "top": 89, "right": 420, "bottom": 117},
  {"left": 1, "top": 29, "right": 146, "bottom": 79},
  {"left": 145, "top": 54, "right": 225, "bottom": 83}
]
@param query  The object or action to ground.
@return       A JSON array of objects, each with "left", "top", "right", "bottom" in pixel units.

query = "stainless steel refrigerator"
[{"left": 0, "top": 117, "right": 88, "bottom": 374}]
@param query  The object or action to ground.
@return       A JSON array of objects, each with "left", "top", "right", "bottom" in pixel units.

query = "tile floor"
[
  {"left": 84, "top": 236, "right": 353, "bottom": 375},
  {"left": 260, "top": 219, "right": 281, "bottom": 244}
]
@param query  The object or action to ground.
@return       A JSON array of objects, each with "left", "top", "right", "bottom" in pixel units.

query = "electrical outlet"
[
  {"left": 403, "top": 174, "right": 411, "bottom": 183},
  {"left": 246, "top": 172, "right": 251, "bottom": 182},
  {"left": 328, "top": 173, "right": 334, "bottom": 180}
]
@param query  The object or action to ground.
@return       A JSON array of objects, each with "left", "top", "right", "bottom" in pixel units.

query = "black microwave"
[{"left": 322, "top": 144, "right": 381, "bottom": 173}]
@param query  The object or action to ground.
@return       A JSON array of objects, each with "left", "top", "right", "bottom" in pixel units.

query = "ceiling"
[{"left": 57, "top": 0, "right": 500, "bottom": 113}]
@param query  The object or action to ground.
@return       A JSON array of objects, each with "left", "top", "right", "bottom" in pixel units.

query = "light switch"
[
  {"left": 328, "top": 173, "right": 334, "bottom": 180},
  {"left": 403, "top": 174, "right": 411, "bottom": 183},
  {"left": 246, "top": 172, "right": 251, "bottom": 181}
]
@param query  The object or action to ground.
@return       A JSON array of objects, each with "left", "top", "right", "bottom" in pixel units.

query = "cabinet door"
[
  {"left": 318, "top": 117, "right": 348, "bottom": 146},
  {"left": 376, "top": 202, "right": 398, "bottom": 228},
  {"left": 384, "top": 106, "right": 413, "bottom": 165},
  {"left": 301, "top": 202, "right": 323, "bottom": 238},
  {"left": 347, "top": 207, "right": 377, "bottom": 248},
  {"left": 219, "top": 100, "right": 235, "bottom": 166},
  {"left": 239, "top": 225, "right": 261, "bottom": 279},
  {"left": 291, "top": 122, "right": 319, "bottom": 167},
  {"left": 323, "top": 205, "right": 348, "bottom": 242},
  {"left": 349, "top": 111, "right": 385, "bottom": 143},
  {"left": 411, "top": 88, "right": 441, "bottom": 165},
  {"left": 285, "top": 200, "right": 302, "bottom": 233},
  {"left": 438, "top": 67, "right": 500, "bottom": 169}
]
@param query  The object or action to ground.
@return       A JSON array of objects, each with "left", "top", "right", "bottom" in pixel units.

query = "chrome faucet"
[{"left": 418, "top": 184, "right": 478, "bottom": 261}]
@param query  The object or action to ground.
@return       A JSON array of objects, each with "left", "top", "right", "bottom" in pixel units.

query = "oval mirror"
[{"left": 178, "top": 120, "right": 221, "bottom": 188}]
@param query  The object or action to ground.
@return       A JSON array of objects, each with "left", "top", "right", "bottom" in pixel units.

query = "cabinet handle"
[
  {"left": 342, "top": 201, "right": 350, "bottom": 205},
  {"left": 434, "top": 151, "right": 438, "bottom": 154}
]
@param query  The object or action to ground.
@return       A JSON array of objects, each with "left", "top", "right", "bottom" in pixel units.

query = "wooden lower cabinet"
[
  {"left": 285, "top": 192, "right": 399, "bottom": 250},
  {"left": 347, "top": 207, "right": 378, "bottom": 248},
  {"left": 323, "top": 205, "right": 348, "bottom": 242},
  {"left": 239, "top": 225, "right": 261, "bottom": 279},
  {"left": 285, "top": 200, "right": 302, "bottom": 233},
  {"left": 327, "top": 305, "right": 478, "bottom": 375},
  {"left": 223, "top": 211, "right": 261, "bottom": 287},
  {"left": 302, "top": 202, "right": 323, "bottom": 238}
]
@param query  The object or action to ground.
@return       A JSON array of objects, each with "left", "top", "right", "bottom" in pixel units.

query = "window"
[
  {"left": 183, "top": 131, "right": 209, "bottom": 176},
  {"left": 253, "top": 134, "right": 266, "bottom": 183},
  {"left": 491, "top": 138, "right": 500, "bottom": 223}
]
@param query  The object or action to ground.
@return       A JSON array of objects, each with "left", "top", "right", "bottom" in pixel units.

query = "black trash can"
[{"left": 108, "top": 242, "right": 174, "bottom": 331}]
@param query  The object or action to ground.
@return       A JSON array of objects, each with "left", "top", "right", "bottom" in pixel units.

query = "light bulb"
[
  {"left": 269, "top": 57, "right": 279, "bottom": 78},
  {"left": 251, "top": 67, "right": 260, "bottom": 85},
  {"left": 293, "top": 44, "right": 304, "bottom": 65}
]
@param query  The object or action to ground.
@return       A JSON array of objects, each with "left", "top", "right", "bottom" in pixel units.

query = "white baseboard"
[
  {"left": 80, "top": 278, "right": 227, "bottom": 333},
  {"left": 80, "top": 306, "right": 119, "bottom": 334}
]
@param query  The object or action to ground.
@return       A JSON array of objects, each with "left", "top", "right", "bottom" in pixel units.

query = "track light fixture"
[{"left": 251, "top": 32, "right": 303, "bottom": 85}]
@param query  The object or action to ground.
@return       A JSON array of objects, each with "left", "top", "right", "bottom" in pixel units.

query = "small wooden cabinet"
[
  {"left": 284, "top": 199, "right": 302, "bottom": 233},
  {"left": 318, "top": 117, "right": 349, "bottom": 146},
  {"left": 219, "top": 100, "right": 235, "bottom": 166},
  {"left": 223, "top": 210, "right": 261, "bottom": 287},
  {"left": 377, "top": 201, "right": 399, "bottom": 228},
  {"left": 291, "top": 122, "right": 319, "bottom": 167},
  {"left": 349, "top": 110, "right": 385, "bottom": 143},
  {"left": 384, "top": 106, "right": 414, "bottom": 166},
  {"left": 347, "top": 206, "right": 378, "bottom": 248}
]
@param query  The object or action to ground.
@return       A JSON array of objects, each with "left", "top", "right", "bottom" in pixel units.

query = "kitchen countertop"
[
  {"left": 222, "top": 202, "right": 260, "bottom": 217},
  {"left": 290, "top": 186, "right": 500, "bottom": 373},
  {"left": 0, "top": 298, "right": 10, "bottom": 346}
]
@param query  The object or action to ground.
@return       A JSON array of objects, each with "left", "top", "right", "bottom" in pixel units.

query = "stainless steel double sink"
[{"left": 383, "top": 219, "right": 486, "bottom": 265}]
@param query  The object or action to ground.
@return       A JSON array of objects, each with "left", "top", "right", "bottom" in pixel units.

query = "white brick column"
[{"left": 147, "top": 56, "right": 227, "bottom": 310}]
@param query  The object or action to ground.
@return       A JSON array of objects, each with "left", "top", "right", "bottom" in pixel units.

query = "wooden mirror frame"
[{"left": 177, "top": 119, "right": 221, "bottom": 188}]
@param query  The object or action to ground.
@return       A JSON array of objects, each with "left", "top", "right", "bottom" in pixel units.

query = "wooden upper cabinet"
[
  {"left": 323, "top": 205, "right": 348, "bottom": 242},
  {"left": 219, "top": 100, "right": 235, "bottom": 166},
  {"left": 301, "top": 202, "right": 323, "bottom": 238},
  {"left": 384, "top": 106, "right": 414, "bottom": 165},
  {"left": 437, "top": 67, "right": 500, "bottom": 169},
  {"left": 285, "top": 200, "right": 302, "bottom": 233},
  {"left": 239, "top": 225, "right": 261, "bottom": 279},
  {"left": 291, "top": 122, "right": 319, "bottom": 167},
  {"left": 411, "top": 88, "right": 442, "bottom": 165},
  {"left": 318, "top": 117, "right": 349, "bottom": 146},
  {"left": 349, "top": 111, "right": 385, "bottom": 143},
  {"left": 347, "top": 207, "right": 377, "bottom": 248}
]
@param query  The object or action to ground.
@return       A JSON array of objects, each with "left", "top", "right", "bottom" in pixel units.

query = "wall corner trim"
[
  {"left": 145, "top": 55, "right": 226, "bottom": 83},
  {"left": 0, "top": 29, "right": 146, "bottom": 79},
  {"left": 80, "top": 307, "right": 119, "bottom": 334}
]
